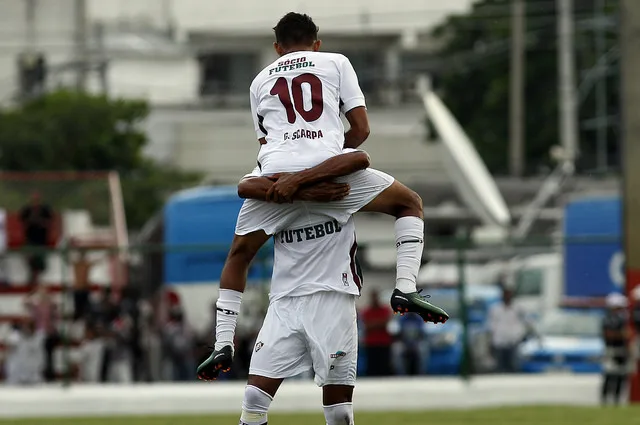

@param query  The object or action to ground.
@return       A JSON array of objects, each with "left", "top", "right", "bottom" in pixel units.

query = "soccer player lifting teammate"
[{"left": 198, "top": 12, "right": 449, "bottom": 383}]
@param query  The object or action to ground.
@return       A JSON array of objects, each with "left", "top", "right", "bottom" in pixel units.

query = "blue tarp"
[
  {"left": 563, "top": 195, "right": 623, "bottom": 297},
  {"left": 163, "top": 186, "right": 273, "bottom": 284}
]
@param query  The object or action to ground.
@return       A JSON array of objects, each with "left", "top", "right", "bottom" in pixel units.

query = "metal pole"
[
  {"left": 621, "top": 0, "right": 640, "bottom": 405},
  {"left": 95, "top": 23, "right": 109, "bottom": 96},
  {"left": 25, "top": 0, "right": 37, "bottom": 52},
  {"left": 61, "top": 243, "right": 71, "bottom": 388},
  {"left": 509, "top": 0, "right": 525, "bottom": 177},
  {"left": 557, "top": 0, "right": 579, "bottom": 164},
  {"left": 74, "top": 0, "right": 88, "bottom": 91},
  {"left": 595, "top": 0, "right": 608, "bottom": 171},
  {"left": 457, "top": 234, "right": 471, "bottom": 382}
]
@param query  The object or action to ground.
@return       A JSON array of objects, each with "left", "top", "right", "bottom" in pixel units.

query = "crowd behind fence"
[{"left": 0, "top": 235, "right": 632, "bottom": 388}]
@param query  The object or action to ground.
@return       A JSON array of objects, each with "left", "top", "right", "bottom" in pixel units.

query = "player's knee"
[
  {"left": 409, "top": 190, "right": 423, "bottom": 212},
  {"left": 323, "top": 402, "right": 354, "bottom": 425},
  {"left": 241, "top": 385, "right": 272, "bottom": 425},
  {"left": 228, "top": 239, "right": 258, "bottom": 264},
  {"left": 397, "top": 188, "right": 423, "bottom": 218}
]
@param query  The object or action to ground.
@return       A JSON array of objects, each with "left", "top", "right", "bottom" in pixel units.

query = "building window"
[
  {"left": 199, "top": 53, "right": 258, "bottom": 101},
  {"left": 341, "top": 51, "right": 384, "bottom": 105},
  {"left": 400, "top": 52, "right": 438, "bottom": 103}
]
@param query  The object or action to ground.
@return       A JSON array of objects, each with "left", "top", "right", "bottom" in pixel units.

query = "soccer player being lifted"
[{"left": 198, "top": 12, "right": 448, "bottom": 383}]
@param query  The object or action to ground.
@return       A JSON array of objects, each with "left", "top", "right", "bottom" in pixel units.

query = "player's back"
[
  {"left": 269, "top": 213, "right": 362, "bottom": 302},
  {"left": 250, "top": 51, "right": 365, "bottom": 175}
]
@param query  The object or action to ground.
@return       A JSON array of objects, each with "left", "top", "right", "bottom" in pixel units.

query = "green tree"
[
  {"left": 430, "top": 0, "right": 620, "bottom": 175},
  {"left": 0, "top": 90, "right": 201, "bottom": 229}
]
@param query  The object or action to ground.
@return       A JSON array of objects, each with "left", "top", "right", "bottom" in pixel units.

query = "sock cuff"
[
  {"left": 395, "top": 216, "right": 424, "bottom": 239},
  {"left": 216, "top": 289, "right": 243, "bottom": 312},
  {"left": 323, "top": 402, "right": 353, "bottom": 408},
  {"left": 246, "top": 385, "right": 274, "bottom": 401},
  {"left": 219, "top": 288, "right": 243, "bottom": 301}
]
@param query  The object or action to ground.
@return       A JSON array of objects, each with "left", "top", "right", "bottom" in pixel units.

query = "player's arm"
[
  {"left": 250, "top": 83, "right": 267, "bottom": 145},
  {"left": 339, "top": 56, "right": 369, "bottom": 149},
  {"left": 239, "top": 150, "right": 370, "bottom": 202},
  {"left": 264, "top": 150, "right": 371, "bottom": 203},
  {"left": 237, "top": 170, "right": 275, "bottom": 201},
  {"left": 344, "top": 107, "right": 370, "bottom": 149},
  {"left": 238, "top": 176, "right": 350, "bottom": 203}
]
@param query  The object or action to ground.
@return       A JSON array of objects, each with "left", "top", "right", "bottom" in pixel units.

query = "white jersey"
[
  {"left": 269, "top": 213, "right": 362, "bottom": 302},
  {"left": 250, "top": 51, "right": 366, "bottom": 175}
]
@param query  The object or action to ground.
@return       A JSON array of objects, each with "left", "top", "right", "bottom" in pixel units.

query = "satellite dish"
[{"left": 417, "top": 76, "right": 511, "bottom": 228}]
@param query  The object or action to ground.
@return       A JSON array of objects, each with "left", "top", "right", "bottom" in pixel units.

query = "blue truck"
[
  {"left": 563, "top": 194, "right": 623, "bottom": 298},
  {"left": 425, "top": 285, "right": 502, "bottom": 375},
  {"left": 379, "top": 284, "right": 502, "bottom": 376},
  {"left": 517, "top": 194, "right": 621, "bottom": 374},
  {"left": 163, "top": 186, "right": 273, "bottom": 328}
]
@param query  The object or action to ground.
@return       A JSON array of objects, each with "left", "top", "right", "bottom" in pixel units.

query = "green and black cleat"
[
  {"left": 390, "top": 288, "right": 449, "bottom": 324},
  {"left": 197, "top": 345, "right": 233, "bottom": 381}
]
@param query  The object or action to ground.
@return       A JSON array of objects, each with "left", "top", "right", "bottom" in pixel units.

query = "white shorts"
[
  {"left": 249, "top": 291, "right": 358, "bottom": 387},
  {"left": 235, "top": 168, "right": 394, "bottom": 235}
]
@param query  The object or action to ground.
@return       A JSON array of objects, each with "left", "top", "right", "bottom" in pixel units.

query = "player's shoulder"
[
  {"left": 250, "top": 67, "right": 271, "bottom": 92},
  {"left": 312, "top": 51, "right": 351, "bottom": 67}
]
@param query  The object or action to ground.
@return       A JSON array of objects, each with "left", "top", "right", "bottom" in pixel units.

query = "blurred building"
[{"left": 0, "top": 0, "right": 620, "bottom": 248}]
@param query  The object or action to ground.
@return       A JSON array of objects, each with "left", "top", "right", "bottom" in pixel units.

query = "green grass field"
[{"left": 2, "top": 406, "right": 640, "bottom": 425}]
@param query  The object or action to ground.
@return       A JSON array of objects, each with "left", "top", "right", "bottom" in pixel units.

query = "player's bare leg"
[
  {"left": 197, "top": 231, "right": 270, "bottom": 381},
  {"left": 361, "top": 180, "right": 449, "bottom": 323},
  {"left": 323, "top": 385, "right": 355, "bottom": 425}
]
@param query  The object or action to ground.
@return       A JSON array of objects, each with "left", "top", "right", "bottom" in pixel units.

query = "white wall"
[
  {"left": 143, "top": 107, "right": 445, "bottom": 183},
  {"left": 144, "top": 109, "right": 260, "bottom": 179},
  {"left": 0, "top": 0, "right": 77, "bottom": 103},
  {"left": 0, "top": 0, "right": 77, "bottom": 49},
  {"left": 100, "top": 57, "right": 199, "bottom": 105},
  {"left": 0, "top": 0, "right": 198, "bottom": 106},
  {"left": 90, "top": 0, "right": 474, "bottom": 34}
]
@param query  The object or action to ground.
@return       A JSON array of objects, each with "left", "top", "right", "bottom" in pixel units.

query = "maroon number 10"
[{"left": 270, "top": 73, "right": 324, "bottom": 124}]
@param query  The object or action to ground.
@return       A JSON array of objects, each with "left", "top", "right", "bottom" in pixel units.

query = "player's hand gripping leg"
[{"left": 197, "top": 345, "right": 233, "bottom": 381}]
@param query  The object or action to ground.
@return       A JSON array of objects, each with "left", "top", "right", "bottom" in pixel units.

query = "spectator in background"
[
  {"left": 19, "top": 192, "right": 53, "bottom": 288},
  {"left": 0, "top": 254, "right": 8, "bottom": 287},
  {"left": 90, "top": 287, "right": 119, "bottom": 329},
  {"left": 24, "top": 285, "right": 58, "bottom": 381},
  {"left": 89, "top": 287, "right": 120, "bottom": 382},
  {"left": 234, "top": 291, "right": 265, "bottom": 379},
  {"left": 71, "top": 249, "right": 99, "bottom": 322},
  {"left": 195, "top": 302, "right": 218, "bottom": 371},
  {"left": 163, "top": 306, "right": 195, "bottom": 381},
  {"left": 488, "top": 287, "right": 528, "bottom": 373},
  {"left": 632, "top": 287, "right": 640, "bottom": 336},
  {"left": 106, "top": 308, "right": 134, "bottom": 383},
  {"left": 118, "top": 286, "right": 142, "bottom": 382},
  {"left": 4, "top": 321, "right": 23, "bottom": 384},
  {"left": 361, "top": 289, "right": 393, "bottom": 376},
  {"left": 390, "top": 312, "right": 429, "bottom": 376},
  {"left": 632, "top": 287, "right": 640, "bottom": 397},
  {"left": 5, "top": 318, "right": 45, "bottom": 385},
  {"left": 0, "top": 207, "right": 7, "bottom": 287},
  {"left": 137, "top": 299, "right": 162, "bottom": 382},
  {"left": 77, "top": 323, "right": 105, "bottom": 383},
  {"left": 601, "top": 293, "right": 630, "bottom": 406}
]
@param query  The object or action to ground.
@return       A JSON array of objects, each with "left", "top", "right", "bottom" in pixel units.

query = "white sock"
[
  {"left": 215, "top": 289, "right": 243, "bottom": 352},
  {"left": 394, "top": 216, "right": 424, "bottom": 294},
  {"left": 323, "top": 402, "right": 354, "bottom": 425},
  {"left": 240, "top": 385, "right": 272, "bottom": 425}
]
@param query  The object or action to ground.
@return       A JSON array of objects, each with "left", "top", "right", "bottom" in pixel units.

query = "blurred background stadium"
[{"left": 0, "top": 0, "right": 639, "bottom": 423}]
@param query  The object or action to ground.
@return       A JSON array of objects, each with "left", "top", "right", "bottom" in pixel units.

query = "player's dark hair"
[{"left": 273, "top": 12, "right": 319, "bottom": 48}]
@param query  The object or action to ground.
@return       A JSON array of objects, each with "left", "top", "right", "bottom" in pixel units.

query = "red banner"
[{"left": 628, "top": 268, "right": 640, "bottom": 403}]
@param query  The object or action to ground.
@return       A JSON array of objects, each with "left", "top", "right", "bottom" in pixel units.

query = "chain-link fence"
[{"left": 0, "top": 234, "right": 627, "bottom": 385}]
